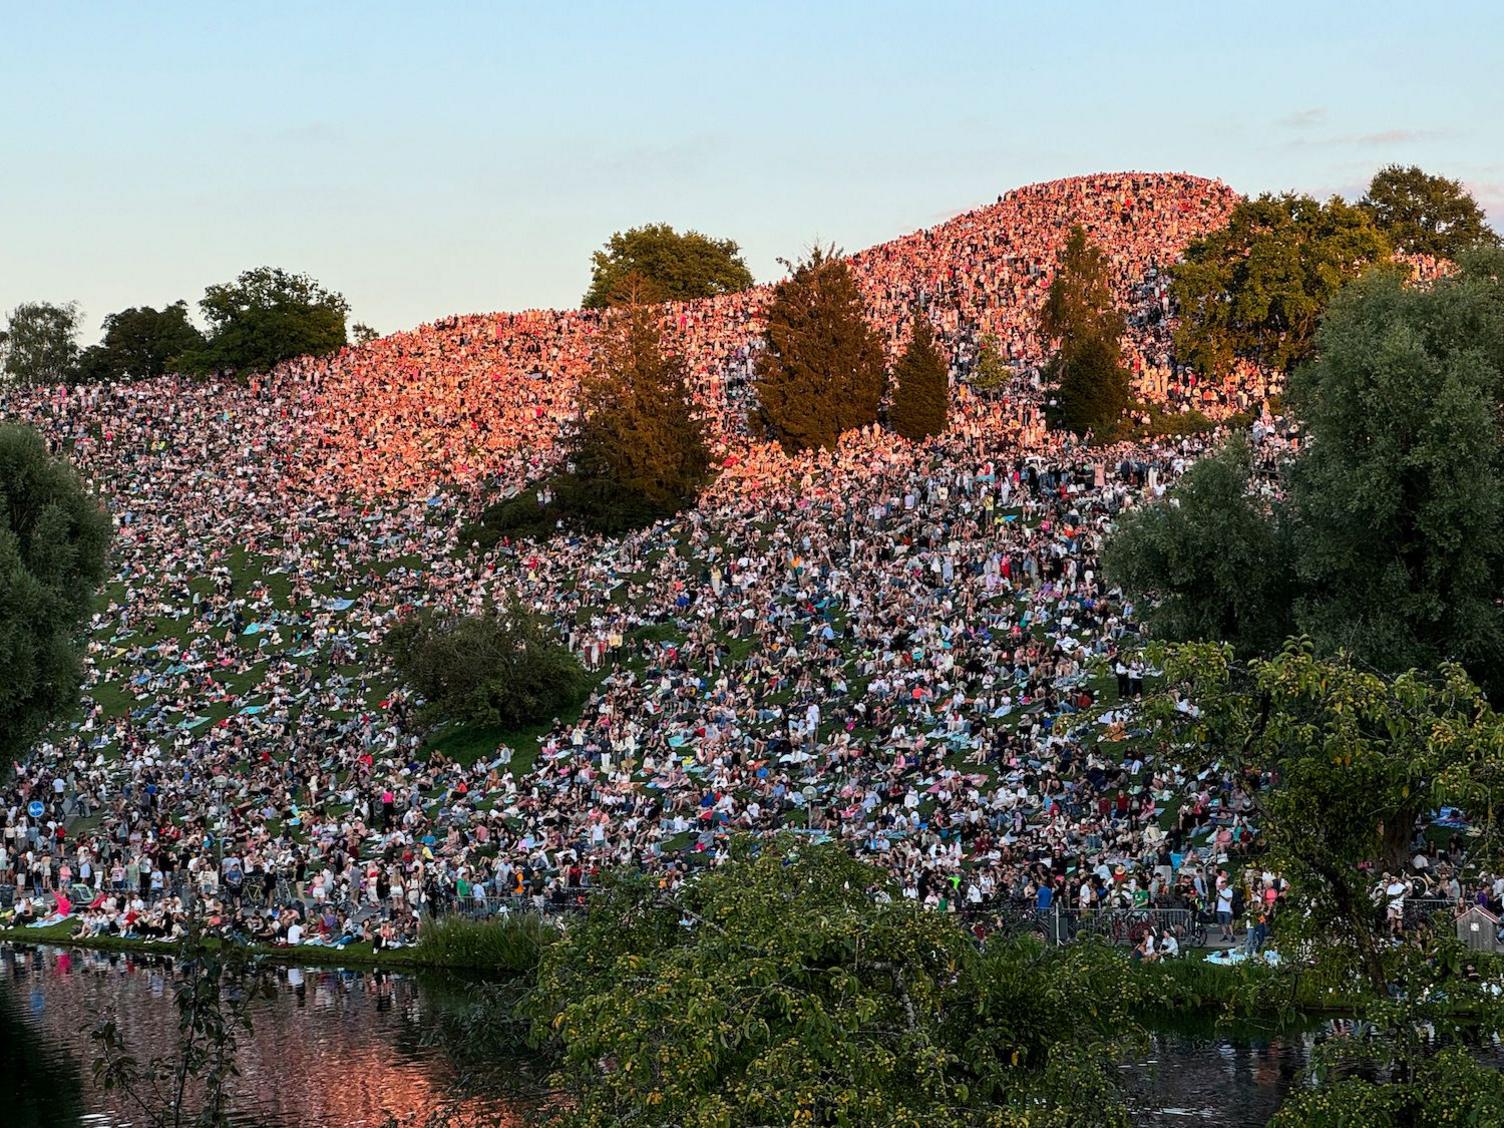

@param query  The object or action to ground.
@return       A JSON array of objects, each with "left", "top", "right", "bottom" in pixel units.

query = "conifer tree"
[
  {"left": 889, "top": 314, "right": 949, "bottom": 440},
  {"left": 574, "top": 287, "right": 709, "bottom": 513},
  {"left": 968, "top": 332, "right": 1011, "bottom": 396},
  {"left": 1039, "top": 226, "right": 1130, "bottom": 438},
  {"left": 755, "top": 247, "right": 885, "bottom": 452}
]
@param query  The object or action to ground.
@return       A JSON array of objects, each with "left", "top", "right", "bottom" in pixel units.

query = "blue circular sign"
[{"left": 28, "top": 800, "right": 44, "bottom": 819}]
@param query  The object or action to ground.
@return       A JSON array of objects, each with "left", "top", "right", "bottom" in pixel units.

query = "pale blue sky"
[{"left": 5, "top": 1, "right": 1501, "bottom": 343}]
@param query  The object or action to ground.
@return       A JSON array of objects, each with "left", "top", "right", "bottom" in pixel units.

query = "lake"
[{"left": 1, "top": 943, "right": 1318, "bottom": 1127}]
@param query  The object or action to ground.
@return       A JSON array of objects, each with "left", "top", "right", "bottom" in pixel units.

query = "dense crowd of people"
[{"left": 0, "top": 172, "right": 1465, "bottom": 955}]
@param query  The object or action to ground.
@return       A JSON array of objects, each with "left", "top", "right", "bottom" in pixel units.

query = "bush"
[
  {"left": 462, "top": 473, "right": 669, "bottom": 549},
  {"left": 382, "top": 602, "right": 589, "bottom": 731}
]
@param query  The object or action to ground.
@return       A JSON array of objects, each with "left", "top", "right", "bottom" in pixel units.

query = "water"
[
  {"left": 1, "top": 943, "right": 1318, "bottom": 1127},
  {"left": 0, "top": 944, "right": 538, "bottom": 1128}
]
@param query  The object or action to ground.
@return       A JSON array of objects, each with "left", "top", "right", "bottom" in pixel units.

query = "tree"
[
  {"left": 968, "top": 333, "right": 1011, "bottom": 395},
  {"left": 1172, "top": 194, "right": 1391, "bottom": 376},
  {"left": 1104, "top": 437, "right": 1294, "bottom": 658},
  {"left": 1140, "top": 643, "right": 1504, "bottom": 992},
  {"left": 350, "top": 322, "right": 381, "bottom": 345},
  {"left": 74, "top": 302, "right": 205, "bottom": 382},
  {"left": 1110, "top": 250, "right": 1504, "bottom": 695},
  {"left": 1360, "top": 164, "right": 1499, "bottom": 259},
  {"left": 180, "top": 267, "right": 348, "bottom": 376},
  {"left": 382, "top": 601, "right": 589, "bottom": 731},
  {"left": 524, "top": 838, "right": 1139, "bottom": 1127},
  {"left": 0, "top": 424, "right": 112, "bottom": 770},
  {"left": 582, "top": 224, "right": 754, "bottom": 310},
  {"left": 1286, "top": 249, "right": 1504, "bottom": 692},
  {"left": 574, "top": 295, "right": 710, "bottom": 512},
  {"left": 888, "top": 313, "right": 949, "bottom": 440},
  {"left": 1, "top": 301, "right": 81, "bottom": 385},
  {"left": 1040, "top": 227, "right": 1131, "bottom": 437},
  {"left": 755, "top": 247, "right": 886, "bottom": 452}
]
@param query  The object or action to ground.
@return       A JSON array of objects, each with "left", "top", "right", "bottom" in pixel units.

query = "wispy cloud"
[
  {"left": 1277, "top": 108, "right": 1327, "bottom": 129},
  {"left": 1349, "top": 128, "right": 1447, "bottom": 145}
]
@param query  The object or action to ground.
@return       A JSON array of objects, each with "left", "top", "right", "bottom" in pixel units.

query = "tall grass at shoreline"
[{"left": 411, "top": 912, "right": 559, "bottom": 973}]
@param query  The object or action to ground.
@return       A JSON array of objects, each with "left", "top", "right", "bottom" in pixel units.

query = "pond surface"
[{"left": 1, "top": 943, "right": 1321, "bottom": 1127}]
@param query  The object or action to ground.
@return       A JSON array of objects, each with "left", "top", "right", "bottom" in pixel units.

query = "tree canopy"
[
  {"left": 1, "top": 302, "right": 81, "bottom": 386},
  {"left": 180, "top": 267, "right": 348, "bottom": 376},
  {"left": 967, "top": 333, "right": 1011, "bottom": 396},
  {"left": 525, "top": 839, "right": 1140, "bottom": 1127},
  {"left": 75, "top": 302, "right": 205, "bottom": 382},
  {"left": 888, "top": 313, "right": 949, "bottom": 440},
  {"left": 1360, "top": 164, "right": 1499, "bottom": 259},
  {"left": 754, "top": 247, "right": 886, "bottom": 452},
  {"left": 1171, "top": 193, "right": 1391, "bottom": 376},
  {"left": 1103, "top": 437, "right": 1293, "bottom": 658},
  {"left": 582, "top": 224, "right": 754, "bottom": 310},
  {"left": 1040, "top": 226, "right": 1130, "bottom": 437},
  {"left": 0, "top": 424, "right": 112, "bottom": 770},
  {"left": 382, "top": 601, "right": 588, "bottom": 732},
  {"left": 1110, "top": 249, "right": 1504, "bottom": 695},
  {"left": 574, "top": 298, "right": 710, "bottom": 512}
]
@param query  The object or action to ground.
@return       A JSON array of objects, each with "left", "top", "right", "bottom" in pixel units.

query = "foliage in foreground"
[
  {"left": 382, "top": 601, "right": 589, "bottom": 732},
  {"left": 1110, "top": 249, "right": 1504, "bottom": 695},
  {"left": 0, "top": 423, "right": 112, "bottom": 770},
  {"left": 1139, "top": 642, "right": 1504, "bottom": 991},
  {"left": 524, "top": 841, "right": 1138, "bottom": 1127}
]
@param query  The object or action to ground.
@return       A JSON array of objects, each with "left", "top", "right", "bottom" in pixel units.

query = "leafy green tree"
[
  {"left": 0, "top": 424, "right": 112, "bottom": 770},
  {"left": 888, "top": 314, "right": 949, "bottom": 440},
  {"left": 1286, "top": 249, "right": 1504, "bottom": 691},
  {"left": 382, "top": 601, "right": 588, "bottom": 731},
  {"left": 1172, "top": 194, "right": 1391, "bottom": 376},
  {"left": 1111, "top": 251, "right": 1504, "bottom": 695},
  {"left": 1, "top": 301, "right": 81, "bottom": 385},
  {"left": 574, "top": 297, "right": 710, "bottom": 512},
  {"left": 350, "top": 322, "right": 381, "bottom": 345},
  {"left": 181, "top": 267, "right": 348, "bottom": 376},
  {"left": 582, "top": 224, "right": 754, "bottom": 310},
  {"left": 1040, "top": 227, "right": 1130, "bottom": 437},
  {"left": 1141, "top": 643, "right": 1504, "bottom": 991},
  {"left": 968, "top": 333, "right": 1011, "bottom": 395},
  {"left": 525, "top": 839, "right": 1139, "bottom": 1127},
  {"left": 1104, "top": 438, "right": 1294, "bottom": 657},
  {"left": 74, "top": 302, "right": 205, "bottom": 382},
  {"left": 1360, "top": 164, "right": 1499, "bottom": 259},
  {"left": 755, "top": 247, "right": 886, "bottom": 452}
]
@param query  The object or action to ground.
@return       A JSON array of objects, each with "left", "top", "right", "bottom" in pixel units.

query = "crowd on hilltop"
[
  {"left": 274, "top": 172, "right": 1248, "bottom": 499},
  {"left": 3, "top": 172, "right": 1462, "bottom": 955}
]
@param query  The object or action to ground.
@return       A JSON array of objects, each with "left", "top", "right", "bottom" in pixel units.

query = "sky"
[{"left": 4, "top": 1, "right": 1502, "bottom": 344}]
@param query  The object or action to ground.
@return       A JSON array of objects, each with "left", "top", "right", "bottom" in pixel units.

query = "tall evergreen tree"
[
  {"left": 755, "top": 247, "right": 885, "bottom": 452},
  {"left": 889, "top": 314, "right": 949, "bottom": 440},
  {"left": 1039, "top": 226, "right": 1130, "bottom": 438},
  {"left": 574, "top": 291, "right": 709, "bottom": 513}
]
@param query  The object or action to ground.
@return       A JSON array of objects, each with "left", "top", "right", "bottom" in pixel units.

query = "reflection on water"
[
  {"left": 1124, "top": 1016, "right": 1315, "bottom": 1126},
  {"left": 3, "top": 944, "right": 1441, "bottom": 1128},
  {"left": 0, "top": 944, "right": 535, "bottom": 1128}
]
